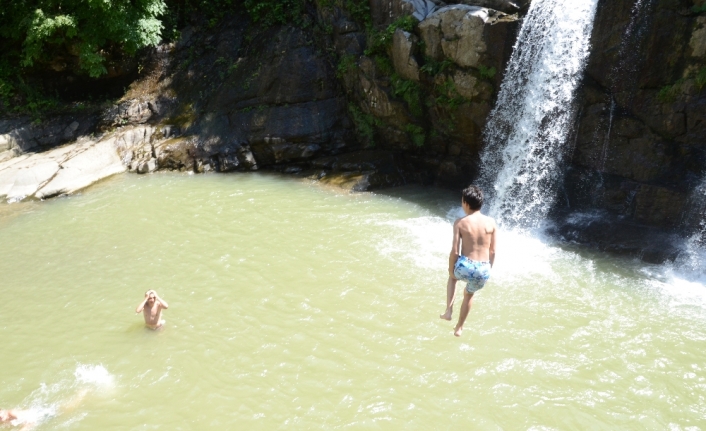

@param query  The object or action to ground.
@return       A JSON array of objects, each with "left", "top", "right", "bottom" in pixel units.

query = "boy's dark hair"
[{"left": 462, "top": 185, "right": 483, "bottom": 210}]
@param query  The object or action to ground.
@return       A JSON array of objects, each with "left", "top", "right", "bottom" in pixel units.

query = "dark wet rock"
[
  {"left": 100, "top": 99, "right": 154, "bottom": 128},
  {"left": 155, "top": 136, "right": 196, "bottom": 171},
  {"left": 550, "top": 211, "right": 682, "bottom": 264},
  {"left": 565, "top": 0, "right": 706, "bottom": 236},
  {"left": 0, "top": 114, "right": 98, "bottom": 156},
  {"left": 633, "top": 183, "right": 688, "bottom": 226}
]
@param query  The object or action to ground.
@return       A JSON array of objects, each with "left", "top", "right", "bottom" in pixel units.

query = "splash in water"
[
  {"left": 75, "top": 364, "right": 115, "bottom": 388},
  {"left": 479, "top": 0, "right": 600, "bottom": 228},
  {"left": 9, "top": 364, "right": 115, "bottom": 429}
]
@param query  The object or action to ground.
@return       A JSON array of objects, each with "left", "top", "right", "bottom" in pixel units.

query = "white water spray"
[
  {"left": 479, "top": 0, "right": 599, "bottom": 228},
  {"left": 674, "top": 179, "right": 706, "bottom": 277}
]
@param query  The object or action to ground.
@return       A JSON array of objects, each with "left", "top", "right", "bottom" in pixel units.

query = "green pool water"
[{"left": 0, "top": 172, "right": 704, "bottom": 430}]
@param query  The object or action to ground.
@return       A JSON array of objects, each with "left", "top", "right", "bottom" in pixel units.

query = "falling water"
[
  {"left": 478, "top": 0, "right": 600, "bottom": 228},
  {"left": 675, "top": 178, "right": 706, "bottom": 277}
]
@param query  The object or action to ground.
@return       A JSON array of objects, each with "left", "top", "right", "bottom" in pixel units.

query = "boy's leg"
[
  {"left": 440, "top": 276, "right": 458, "bottom": 321},
  {"left": 454, "top": 290, "right": 474, "bottom": 337}
]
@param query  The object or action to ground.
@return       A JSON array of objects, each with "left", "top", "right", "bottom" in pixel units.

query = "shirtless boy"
[
  {"left": 439, "top": 185, "right": 497, "bottom": 337},
  {"left": 136, "top": 290, "right": 169, "bottom": 329}
]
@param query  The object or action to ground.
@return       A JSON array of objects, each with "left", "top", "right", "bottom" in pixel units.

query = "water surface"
[{"left": 0, "top": 173, "right": 704, "bottom": 430}]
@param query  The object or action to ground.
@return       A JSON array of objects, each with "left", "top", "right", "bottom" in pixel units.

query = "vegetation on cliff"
[{"left": 0, "top": 0, "right": 317, "bottom": 114}]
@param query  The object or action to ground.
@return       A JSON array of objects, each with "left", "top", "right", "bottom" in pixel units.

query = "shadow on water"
[{"left": 372, "top": 185, "right": 460, "bottom": 219}]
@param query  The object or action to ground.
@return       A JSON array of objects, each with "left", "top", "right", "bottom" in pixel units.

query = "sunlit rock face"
[{"left": 418, "top": 5, "right": 516, "bottom": 68}]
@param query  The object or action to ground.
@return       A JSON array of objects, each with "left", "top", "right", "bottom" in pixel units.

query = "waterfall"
[
  {"left": 478, "top": 0, "right": 599, "bottom": 228},
  {"left": 676, "top": 179, "right": 706, "bottom": 276}
]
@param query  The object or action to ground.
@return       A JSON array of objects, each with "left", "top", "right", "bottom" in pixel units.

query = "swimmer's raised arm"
[
  {"left": 154, "top": 293, "right": 168, "bottom": 309},
  {"left": 135, "top": 293, "right": 149, "bottom": 313}
]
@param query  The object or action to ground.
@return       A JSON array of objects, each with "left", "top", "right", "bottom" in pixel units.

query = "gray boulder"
[
  {"left": 0, "top": 137, "right": 126, "bottom": 202},
  {"left": 392, "top": 29, "right": 421, "bottom": 81},
  {"left": 35, "top": 140, "right": 126, "bottom": 198},
  {"left": 419, "top": 5, "right": 516, "bottom": 67}
]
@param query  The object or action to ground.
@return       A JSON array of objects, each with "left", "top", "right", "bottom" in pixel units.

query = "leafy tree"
[{"left": 0, "top": 0, "right": 166, "bottom": 78}]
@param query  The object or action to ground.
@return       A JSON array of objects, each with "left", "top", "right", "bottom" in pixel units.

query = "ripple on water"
[{"left": 0, "top": 173, "right": 704, "bottom": 430}]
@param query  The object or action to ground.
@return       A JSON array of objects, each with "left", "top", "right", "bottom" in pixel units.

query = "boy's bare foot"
[
  {"left": 440, "top": 309, "right": 453, "bottom": 321},
  {"left": 454, "top": 325, "right": 463, "bottom": 337}
]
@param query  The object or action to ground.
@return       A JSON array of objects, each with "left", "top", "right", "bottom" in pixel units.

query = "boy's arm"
[
  {"left": 489, "top": 219, "right": 497, "bottom": 268},
  {"left": 155, "top": 294, "right": 168, "bottom": 309},
  {"left": 135, "top": 297, "right": 148, "bottom": 313},
  {"left": 448, "top": 220, "right": 461, "bottom": 276}
]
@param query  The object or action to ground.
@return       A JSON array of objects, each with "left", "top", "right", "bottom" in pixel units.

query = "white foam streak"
[
  {"left": 374, "top": 216, "right": 450, "bottom": 269},
  {"left": 374, "top": 207, "right": 706, "bottom": 307},
  {"left": 479, "top": 0, "right": 600, "bottom": 228},
  {"left": 75, "top": 364, "right": 115, "bottom": 387},
  {"left": 14, "top": 364, "right": 114, "bottom": 428}
]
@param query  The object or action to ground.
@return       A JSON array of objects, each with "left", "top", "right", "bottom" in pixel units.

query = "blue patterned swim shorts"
[{"left": 454, "top": 256, "right": 491, "bottom": 294}]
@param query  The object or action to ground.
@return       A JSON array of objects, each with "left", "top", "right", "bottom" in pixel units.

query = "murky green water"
[{"left": 0, "top": 173, "right": 705, "bottom": 430}]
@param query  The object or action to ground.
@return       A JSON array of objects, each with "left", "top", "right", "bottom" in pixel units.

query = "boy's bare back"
[{"left": 454, "top": 212, "right": 497, "bottom": 263}]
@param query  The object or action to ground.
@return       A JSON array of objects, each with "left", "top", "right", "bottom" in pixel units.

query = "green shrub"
[
  {"left": 348, "top": 103, "right": 380, "bottom": 146},
  {"left": 374, "top": 55, "right": 394, "bottom": 76},
  {"left": 657, "top": 79, "right": 684, "bottom": 103},
  {"left": 337, "top": 54, "right": 358, "bottom": 78},
  {"left": 696, "top": 67, "right": 706, "bottom": 90},
  {"left": 692, "top": 4, "right": 706, "bottom": 13},
  {"left": 435, "top": 78, "right": 466, "bottom": 110},
  {"left": 391, "top": 73, "right": 423, "bottom": 117},
  {"left": 478, "top": 65, "right": 497, "bottom": 80},
  {"left": 243, "top": 0, "right": 307, "bottom": 27},
  {"left": 404, "top": 124, "right": 425, "bottom": 147},
  {"left": 420, "top": 57, "right": 453, "bottom": 76},
  {"left": 344, "top": 0, "right": 372, "bottom": 28},
  {"left": 364, "top": 15, "right": 418, "bottom": 57},
  {"left": 1, "top": 0, "right": 167, "bottom": 78}
]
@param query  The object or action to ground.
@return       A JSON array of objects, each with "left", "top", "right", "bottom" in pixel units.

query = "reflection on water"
[{"left": 0, "top": 172, "right": 705, "bottom": 430}]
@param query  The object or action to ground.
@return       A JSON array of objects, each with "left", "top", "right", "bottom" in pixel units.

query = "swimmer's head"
[
  {"left": 461, "top": 185, "right": 483, "bottom": 210},
  {"left": 145, "top": 290, "right": 157, "bottom": 302}
]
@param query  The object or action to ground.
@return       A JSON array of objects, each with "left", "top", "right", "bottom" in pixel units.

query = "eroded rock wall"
[
  {"left": 327, "top": 0, "right": 518, "bottom": 186},
  {"left": 564, "top": 0, "right": 706, "bottom": 236}
]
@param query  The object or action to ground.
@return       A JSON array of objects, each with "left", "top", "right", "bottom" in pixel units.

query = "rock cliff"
[
  {"left": 2, "top": 0, "right": 706, "bottom": 262},
  {"left": 554, "top": 0, "right": 706, "bottom": 258}
]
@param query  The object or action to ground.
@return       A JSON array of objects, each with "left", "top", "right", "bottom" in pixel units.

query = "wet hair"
[{"left": 461, "top": 185, "right": 483, "bottom": 210}]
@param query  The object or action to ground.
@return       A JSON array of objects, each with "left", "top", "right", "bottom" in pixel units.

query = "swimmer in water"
[
  {"left": 0, "top": 409, "right": 23, "bottom": 424},
  {"left": 136, "top": 289, "right": 169, "bottom": 329},
  {"left": 1, "top": 408, "right": 38, "bottom": 430},
  {"left": 439, "top": 185, "right": 497, "bottom": 337},
  {"left": 1, "top": 388, "right": 87, "bottom": 430}
]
